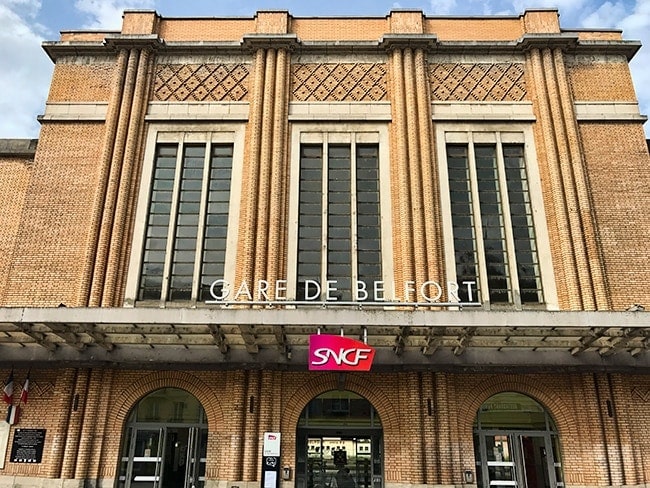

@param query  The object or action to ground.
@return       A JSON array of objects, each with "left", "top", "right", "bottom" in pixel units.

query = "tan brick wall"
[
  {"left": 425, "top": 18, "right": 524, "bottom": 40},
  {"left": 0, "top": 367, "right": 65, "bottom": 479},
  {"left": 2, "top": 123, "right": 105, "bottom": 307},
  {"left": 0, "top": 157, "right": 32, "bottom": 303},
  {"left": 579, "top": 122, "right": 650, "bottom": 310},
  {"left": 3, "top": 368, "right": 647, "bottom": 486},
  {"left": 59, "top": 32, "right": 106, "bottom": 42},
  {"left": 567, "top": 62, "right": 638, "bottom": 101},
  {"left": 292, "top": 18, "right": 387, "bottom": 41},
  {"left": 121, "top": 11, "right": 157, "bottom": 35},
  {"left": 158, "top": 19, "right": 256, "bottom": 41},
  {"left": 575, "top": 31, "right": 623, "bottom": 41},
  {"left": 256, "top": 11, "right": 289, "bottom": 34},
  {"left": 47, "top": 61, "right": 116, "bottom": 103},
  {"left": 522, "top": 10, "right": 560, "bottom": 33}
]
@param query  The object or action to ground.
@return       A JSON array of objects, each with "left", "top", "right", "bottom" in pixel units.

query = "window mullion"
[
  {"left": 467, "top": 135, "right": 490, "bottom": 307},
  {"left": 191, "top": 143, "right": 211, "bottom": 301},
  {"left": 350, "top": 140, "right": 359, "bottom": 289},
  {"left": 495, "top": 135, "right": 521, "bottom": 308},
  {"left": 321, "top": 138, "right": 329, "bottom": 300},
  {"left": 161, "top": 140, "right": 185, "bottom": 302}
]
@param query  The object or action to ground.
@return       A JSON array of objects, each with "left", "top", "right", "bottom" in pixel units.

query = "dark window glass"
[
  {"left": 139, "top": 144, "right": 177, "bottom": 300},
  {"left": 447, "top": 145, "right": 479, "bottom": 302},
  {"left": 446, "top": 142, "right": 542, "bottom": 305},
  {"left": 297, "top": 144, "right": 323, "bottom": 299},
  {"left": 297, "top": 142, "right": 381, "bottom": 301},
  {"left": 139, "top": 142, "right": 233, "bottom": 302},
  {"left": 503, "top": 144, "right": 542, "bottom": 304}
]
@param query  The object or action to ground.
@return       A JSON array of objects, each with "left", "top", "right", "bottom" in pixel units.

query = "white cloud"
[
  {"left": 618, "top": 0, "right": 650, "bottom": 126},
  {"left": 428, "top": 0, "right": 458, "bottom": 15},
  {"left": 0, "top": 1, "right": 52, "bottom": 138},
  {"left": 580, "top": 1, "right": 627, "bottom": 27},
  {"left": 511, "top": 0, "right": 589, "bottom": 15},
  {"left": 74, "top": 0, "right": 154, "bottom": 29}
]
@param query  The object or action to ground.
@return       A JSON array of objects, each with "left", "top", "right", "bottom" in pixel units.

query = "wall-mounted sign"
[
  {"left": 10, "top": 428, "right": 46, "bottom": 463},
  {"left": 263, "top": 432, "right": 281, "bottom": 456},
  {"left": 309, "top": 335, "right": 376, "bottom": 371},
  {"left": 205, "top": 279, "right": 477, "bottom": 304},
  {"left": 261, "top": 432, "right": 281, "bottom": 488}
]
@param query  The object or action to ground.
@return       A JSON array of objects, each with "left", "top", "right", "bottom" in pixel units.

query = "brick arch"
[
  {"left": 280, "top": 373, "right": 403, "bottom": 481},
  {"left": 281, "top": 373, "right": 399, "bottom": 433},
  {"left": 109, "top": 371, "right": 225, "bottom": 432},
  {"left": 456, "top": 374, "right": 579, "bottom": 452}
]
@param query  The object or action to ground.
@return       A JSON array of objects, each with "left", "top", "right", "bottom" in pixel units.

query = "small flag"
[
  {"left": 2, "top": 369, "right": 13, "bottom": 405},
  {"left": 6, "top": 404, "right": 20, "bottom": 425},
  {"left": 20, "top": 373, "right": 29, "bottom": 405}
]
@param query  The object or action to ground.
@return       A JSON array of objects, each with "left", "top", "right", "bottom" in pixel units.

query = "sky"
[{"left": 1, "top": 0, "right": 649, "bottom": 138}]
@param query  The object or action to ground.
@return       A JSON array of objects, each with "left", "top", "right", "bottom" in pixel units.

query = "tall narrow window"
[
  {"left": 296, "top": 143, "right": 382, "bottom": 301},
  {"left": 139, "top": 143, "right": 234, "bottom": 302},
  {"left": 446, "top": 140, "right": 542, "bottom": 306}
]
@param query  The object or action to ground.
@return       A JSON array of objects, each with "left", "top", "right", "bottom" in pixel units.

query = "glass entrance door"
[
  {"left": 300, "top": 434, "right": 381, "bottom": 488},
  {"left": 296, "top": 390, "right": 384, "bottom": 488},
  {"left": 476, "top": 433, "right": 561, "bottom": 488},
  {"left": 118, "top": 426, "right": 207, "bottom": 488}
]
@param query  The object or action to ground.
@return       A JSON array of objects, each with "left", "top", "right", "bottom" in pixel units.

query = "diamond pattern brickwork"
[
  {"left": 153, "top": 64, "right": 250, "bottom": 102},
  {"left": 429, "top": 63, "right": 526, "bottom": 101},
  {"left": 292, "top": 63, "right": 387, "bottom": 101}
]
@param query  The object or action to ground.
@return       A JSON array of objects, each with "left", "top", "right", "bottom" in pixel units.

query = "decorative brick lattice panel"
[
  {"left": 292, "top": 63, "right": 387, "bottom": 101},
  {"left": 430, "top": 63, "right": 526, "bottom": 101},
  {"left": 153, "top": 64, "right": 250, "bottom": 102}
]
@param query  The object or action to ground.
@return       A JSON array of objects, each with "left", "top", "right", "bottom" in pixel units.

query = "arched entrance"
[
  {"left": 473, "top": 392, "right": 564, "bottom": 488},
  {"left": 116, "top": 388, "right": 208, "bottom": 488},
  {"left": 295, "top": 390, "right": 383, "bottom": 488}
]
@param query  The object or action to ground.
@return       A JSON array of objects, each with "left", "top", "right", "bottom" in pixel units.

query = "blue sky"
[{"left": 1, "top": 0, "right": 648, "bottom": 138}]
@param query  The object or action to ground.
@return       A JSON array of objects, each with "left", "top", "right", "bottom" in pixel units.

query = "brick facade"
[{"left": 0, "top": 8, "right": 649, "bottom": 488}]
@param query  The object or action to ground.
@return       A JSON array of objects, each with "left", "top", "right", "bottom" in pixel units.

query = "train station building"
[{"left": 0, "top": 8, "right": 649, "bottom": 488}]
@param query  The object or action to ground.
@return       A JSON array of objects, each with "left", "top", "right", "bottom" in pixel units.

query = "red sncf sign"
[{"left": 308, "top": 334, "right": 376, "bottom": 371}]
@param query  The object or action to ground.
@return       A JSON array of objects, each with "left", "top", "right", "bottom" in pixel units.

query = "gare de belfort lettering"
[{"left": 205, "top": 278, "right": 478, "bottom": 304}]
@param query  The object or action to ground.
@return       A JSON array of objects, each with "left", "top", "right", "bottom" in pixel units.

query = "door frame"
[
  {"left": 296, "top": 428, "right": 384, "bottom": 488},
  {"left": 118, "top": 424, "right": 207, "bottom": 488},
  {"left": 475, "top": 430, "right": 561, "bottom": 488}
]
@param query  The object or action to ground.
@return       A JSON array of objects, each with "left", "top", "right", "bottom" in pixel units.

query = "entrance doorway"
[
  {"left": 117, "top": 388, "right": 208, "bottom": 488},
  {"left": 473, "top": 393, "right": 564, "bottom": 488},
  {"left": 296, "top": 391, "right": 383, "bottom": 488}
]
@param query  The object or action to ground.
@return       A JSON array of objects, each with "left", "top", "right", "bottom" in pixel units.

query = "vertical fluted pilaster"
[
  {"left": 389, "top": 48, "right": 413, "bottom": 291},
  {"left": 404, "top": 49, "right": 427, "bottom": 290},
  {"left": 238, "top": 42, "right": 292, "bottom": 298},
  {"left": 47, "top": 369, "right": 77, "bottom": 478},
  {"left": 414, "top": 48, "right": 444, "bottom": 283},
  {"left": 78, "top": 369, "right": 114, "bottom": 481},
  {"left": 89, "top": 48, "right": 139, "bottom": 306},
  {"left": 90, "top": 48, "right": 139, "bottom": 305},
  {"left": 61, "top": 369, "right": 91, "bottom": 478},
  {"left": 542, "top": 48, "right": 595, "bottom": 309},
  {"left": 388, "top": 42, "right": 439, "bottom": 299},
  {"left": 114, "top": 52, "right": 157, "bottom": 304},
  {"left": 528, "top": 48, "right": 582, "bottom": 308},
  {"left": 552, "top": 49, "right": 611, "bottom": 310},
  {"left": 103, "top": 48, "right": 152, "bottom": 306},
  {"left": 237, "top": 49, "right": 267, "bottom": 288},
  {"left": 79, "top": 49, "right": 128, "bottom": 306},
  {"left": 268, "top": 48, "right": 290, "bottom": 290},
  {"left": 253, "top": 49, "right": 277, "bottom": 287},
  {"left": 242, "top": 371, "right": 261, "bottom": 480}
]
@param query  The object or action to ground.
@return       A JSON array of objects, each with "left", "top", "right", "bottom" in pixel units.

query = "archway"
[
  {"left": 295, "top": 390, "right": 383, "bottom": 488},
  {"left": 116, "top": 387, "right": 208, "bottom": 488},
  {"left": 473, "top": 392, "right": 564, "bottom": 488}
]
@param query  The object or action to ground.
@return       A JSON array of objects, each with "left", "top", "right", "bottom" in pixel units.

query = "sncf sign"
[{"left": 308, "top": 335, "right": 376, "bottom": 371}]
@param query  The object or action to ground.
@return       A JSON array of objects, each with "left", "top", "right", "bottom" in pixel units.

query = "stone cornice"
[{"left": 42, "top": 33, "right": 642, "bottom": 62}]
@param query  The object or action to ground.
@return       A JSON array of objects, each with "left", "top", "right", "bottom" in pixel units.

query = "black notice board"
[{"left": 10, "top": 428, "right": 46, "bottom": 463}]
